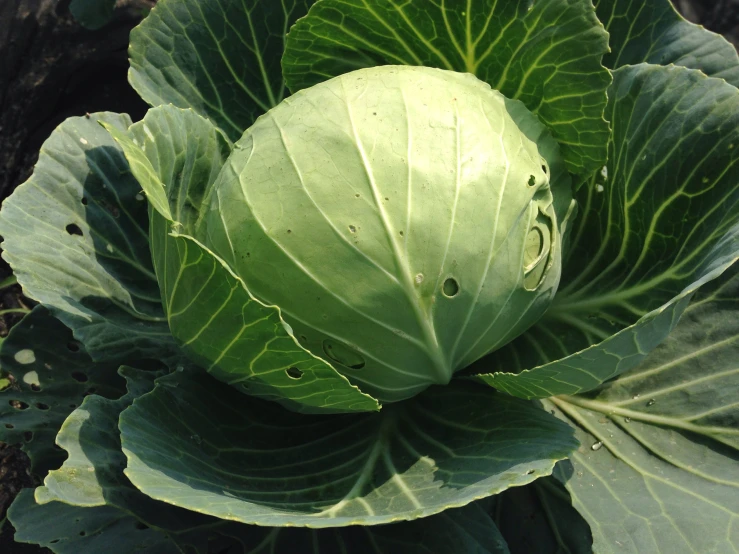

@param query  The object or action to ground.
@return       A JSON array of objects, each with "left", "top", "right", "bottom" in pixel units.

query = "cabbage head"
[{"left": 195, "top": 65, "right": 569, "bottom": 402}]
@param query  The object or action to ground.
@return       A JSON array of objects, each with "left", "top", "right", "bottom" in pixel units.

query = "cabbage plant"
[{"left": 0, "top": 0, "right": 737, "bottom": 552}]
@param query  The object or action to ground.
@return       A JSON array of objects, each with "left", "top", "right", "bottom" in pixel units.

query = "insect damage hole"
[
  {"left": 71, "top": 371, "right": 88, "bottom": 383},
  {"left": 286, "top": 367, "right": 303, "bottom": 380},
  {"left": 66, "top": 223, "right": 83, "bottom": 236},
  {"left": 523, "top": 209, "right": 553, "bottom": 291},
  {"left": 442, "top": 278, "right": 459, "bottom": 298},
  {"left": 322, "top": 339, "right": 366, "bottom": 370}
]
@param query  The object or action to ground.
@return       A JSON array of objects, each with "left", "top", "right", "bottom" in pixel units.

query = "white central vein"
[
  {"left": 449, "top": 101, "right": 511, "bottom": 362},
  {"left": 342, "top": 76, "right": 450, "bottom": 384}
]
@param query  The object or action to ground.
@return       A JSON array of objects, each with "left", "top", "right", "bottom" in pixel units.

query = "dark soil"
[
  {"left": 0, "top": 0, "right": 735, "bottom": 552},
  {"left": 675, "top": 0, "right": 739, "bottom": 46},
  {"left": 0, "top": 445, "right": 35, "bottom": 553},
  {"left": 0, "top": 1, "right": 152, "bottom": 551}
]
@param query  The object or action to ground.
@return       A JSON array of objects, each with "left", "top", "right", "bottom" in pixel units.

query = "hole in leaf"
[
  {"left": 35, "top": 403, "right": 49, "bottom": 410},
  {"left": 9, "top": 400, "right": 28, "bottom": 410},
  {"left": 526, "top": 469, "right": 535, "bottom": 475},
  {"left": 67, "top": 341, "right": 81, "bottom": 352},
  {"left": 322, "top": 340, "right": 366, "bottom": 370},
  {"left": 286, "top": 367, "right": 303, "bottom": 380},
  {"left": 65, "top": 223, "right": 83, "bottom": 236},
  {"left": 50, "top": 540, "right": 60, "bottom": 544},
  {"left": 79, "top": 531, "right": 86, "bottom": 537},
  {"left": 30, "top": 384, "right": 41, "bottom": 392},
  {"left": 81, "top": 197, "right": 88, "bottom": 206},
  {"left": 299, "top": 335, "right": 307, "bottom": 342},
  {"left": 71, "top": 371, "right": 88, "bottom": 383},
  {"left": 5, "top": 423, "right": 14, "bottom": 429},
  {"left": 527, "top": 175, "right": 536, "bottom": 187},
  {"left": 442, "top": 278, "right": 459, "bottom": 297},
  {"left": 541, "top": 165, "right": 547, "bottom": 174},
  {"left": 23, "top": 431, "right": 33, "bottom": 442},
  {"left": 524, "top": 228, "right": 544, "bottom": 266},
  {"left": 523, "top": 209, "right": 554, "bottom": 291}
]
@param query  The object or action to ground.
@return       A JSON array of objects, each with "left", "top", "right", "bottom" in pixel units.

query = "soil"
[
  {"left": 0, "top": 0, "right": 735, "bottom": 552},
  {"left": 675, "top": 0, "right": 739, "bottom": 46},
  {"left": 0, "top": 445, "right": 35, "bottom": 553},
  {"left": 0, "top": 1, "right": 152, "bottom": 551}
]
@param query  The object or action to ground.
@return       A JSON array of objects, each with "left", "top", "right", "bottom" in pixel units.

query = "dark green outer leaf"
[
  {"left": 9, "top": 490, "right": 183, "bottom": 554},
  {"left": 562, "top": 263, "right": 739, "bottom": 447},
  {"left": 128, "top": 0, "right": 315, "bottom": 141},
  {"left": 13, "top": 490, "right": 508, "bottom": 554},
  {"left": 0, "top": 113, "right": 178, "bottom": 364},
  {"left": 8, "top": 353, "right": 510, "bottom": 553},
  {"left": 219, "top": 502, "right": 511, "bottom": 554},
  {"left": 594, "top": 0, "right": 739, "bottom": 87},
  {"left": 120, "top": 369, "right": 577, "bottom": 527},
  {"left": 549, "top": 264, "right": 739, "bottom": 553},
  {"left": 472, "top": 63, "right": 739, "bottom": 398},
  {"left": 36, "top": 368, "right": 162, "bottom": 507},
  {"left": 27, "top": 366, "right": 245, "bottom": 554},
  {"left": 282, "top": 0, "right": 611, "bottom": 177},
  {"left": 0, "top": 307, "right": 124, "bottom": 474}
]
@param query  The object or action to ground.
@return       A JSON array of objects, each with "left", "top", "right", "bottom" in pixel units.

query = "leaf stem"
[
  {"left": 0, "top": 308, "right": 30, "bottom": 316},
  {"left": 554, "top": 395, "right": 739, "bottom": 437}
]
